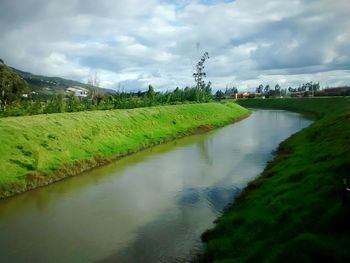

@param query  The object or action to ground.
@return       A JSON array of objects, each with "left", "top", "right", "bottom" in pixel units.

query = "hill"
[{"left": 10, "top": 67, "right": 115, "bottom": 95}]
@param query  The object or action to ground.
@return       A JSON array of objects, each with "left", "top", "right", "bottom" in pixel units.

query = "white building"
[{"left": 66, "top": 86, "right": 89, "bottom": 97}]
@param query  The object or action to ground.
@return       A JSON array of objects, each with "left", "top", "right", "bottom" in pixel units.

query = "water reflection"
[
  {"left": 177, "top": 186, "right": 240, "bottom": 215},
  {"left": 204, "top": 186, "right": 241, "bottom": 214},
  {"left": 0, "top": 110, "right": 312, "bottom": 263},
  {"left": 197, "top": 138, "right": 213, "bottom": 166}
]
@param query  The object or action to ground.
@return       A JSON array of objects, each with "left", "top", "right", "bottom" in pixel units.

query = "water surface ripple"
[{"left": 0, "top": 110, "right": 311, "bottom": 263}]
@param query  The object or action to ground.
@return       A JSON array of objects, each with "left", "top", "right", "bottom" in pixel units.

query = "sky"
[{"left": 0, "top": 0, "right": 349, "bottom": 92}]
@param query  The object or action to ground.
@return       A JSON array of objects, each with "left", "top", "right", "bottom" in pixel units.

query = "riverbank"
[
  {"left": 0, "top": 102, "right": 249, "bottom": 199},
  {"left": 201, "top": 98, "right": 350, "bottom": 262}
]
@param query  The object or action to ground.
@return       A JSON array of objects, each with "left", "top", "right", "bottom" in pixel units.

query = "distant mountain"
[{"left": 10, "top": 67, "right": 116, "bottom": 95}]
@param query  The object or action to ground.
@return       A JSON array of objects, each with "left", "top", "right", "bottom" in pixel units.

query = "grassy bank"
[
  {"left": 0, "top": 102, "right": 249, "bottom": 199},
  {"left": 201, "top": 98, "right": 350, "bottom": 262}
]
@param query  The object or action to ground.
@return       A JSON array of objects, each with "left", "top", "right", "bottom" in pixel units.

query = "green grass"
[
  {"left": 201, "top": 97, "right": 350, "bottom": 262},
  {"left": 0, "top": 102, "right": 249, "bottom": 198}
]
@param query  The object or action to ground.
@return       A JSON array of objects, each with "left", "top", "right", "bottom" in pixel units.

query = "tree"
[
  {"left": 256, "top": 84, "right": 264, "bottom": 94},
  {"left": 264, "top": 85, "right": 270, "bottom": 95},
  {"left": 147, "top": 84, "right": 155, "bottom": 105},
  {"left": 275, "top": 83, "right": 281, "bottom": 97},
  {"left": 224, "top": 86, "right": 238, "bottom": 98},
  {"left": 215, "top": 90, "right": 224, "bottom": 100},
  {"left": 203, "top": 81, "right": 212, "bottom": 101},
  {"left": 310, "top": 82, "right": 320, "bottom": 95},
  {"left": 46, "top": 94, "right": 64, "bottom": 113},
  {"left": 193, "top": 52, "right": 210, "bottom": 91},
  {"left": 0, "top": 63, "right": 28, "bottom": 111},
  {"left": 87, "top": 72, "right": 101, "bottom": 105},
  {"left": 184, "top": 86, "right": 196, "bottom": 101},
  {"left": 232, "top": 87, "right": 238, "bottom": 95},
  {"left": 66, "top": 95, "right": 81, "bottom": 112}
]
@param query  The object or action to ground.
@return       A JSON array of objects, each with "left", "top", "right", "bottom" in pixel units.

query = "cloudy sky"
[{"left": 1, "top": 0, "right": 349, "bottom": 92}]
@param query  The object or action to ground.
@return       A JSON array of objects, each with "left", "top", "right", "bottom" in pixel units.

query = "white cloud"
[
  {"left": 0, "top": 0, "right": 349, "bottom": 92},
  {"left": 43, "top": 53, "right": 90, "bottom": 78}
]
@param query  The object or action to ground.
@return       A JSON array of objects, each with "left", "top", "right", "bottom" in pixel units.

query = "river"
[{"left": 0, "top": 110, "right": 311, "bottom": 263}]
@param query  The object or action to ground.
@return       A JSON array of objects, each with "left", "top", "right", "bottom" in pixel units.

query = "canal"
[{"left": 0, "top": 110, "right": 311, "bottom": 262}]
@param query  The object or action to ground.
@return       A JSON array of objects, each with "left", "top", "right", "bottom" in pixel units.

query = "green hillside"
[
  {"left": 10, "top": 67, "right": 115, "bottom": 95},
  {"left": 201, "top": 98, "right": 350, "bottom": 262},
  {"left": 0, "top": 102, "right": 249, "bottom": 198}
]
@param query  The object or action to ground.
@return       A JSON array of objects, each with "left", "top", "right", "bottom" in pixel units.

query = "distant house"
[
  {"left": 290, "top": 91, "right": 306, "bottom": 97},
  {"left": 324, "top": 87, "right": 350, "bottom": 96},
  {"left": 236, "top": 92, "right": 251, "bottom": 99},
  {"left": 66, "top": 86, "right": 89, "bottom": 97},
  {"left": 22, "top": 91, "right": 37, "bottom": 98}
]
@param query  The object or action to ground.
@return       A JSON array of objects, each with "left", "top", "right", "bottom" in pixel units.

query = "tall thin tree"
[{"left": 193, "top": 52, "right": 210, "bottom": 90}]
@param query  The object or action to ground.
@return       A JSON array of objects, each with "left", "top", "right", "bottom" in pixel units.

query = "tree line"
[
  {"left": 0, "top": 61, "right": 213, "bottom": 117},
  {"left": 0, "top": 53, "right": 214, "bottom": 117},
  {"left": 254, "top": 82, "right": 321, "bottom": 97}
]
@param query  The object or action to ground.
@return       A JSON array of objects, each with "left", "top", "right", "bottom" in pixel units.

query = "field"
[
  {"left": 201, "top": 97, "right": 350, "bottom": 262},
  {"left": 0, "top": 102, "right": 249, "bottom": 198}
]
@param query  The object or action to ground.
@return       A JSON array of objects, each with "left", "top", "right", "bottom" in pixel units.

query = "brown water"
[{"left": 0, "top": 110, "right": 311, "bottom": 263}]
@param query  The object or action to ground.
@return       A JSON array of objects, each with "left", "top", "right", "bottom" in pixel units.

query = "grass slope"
[
  {"left": 201, "top": 98, "right": 350, "bottom": 262},
  {"left": 0, "top": 102, "right": 249, "bottom": 198}
]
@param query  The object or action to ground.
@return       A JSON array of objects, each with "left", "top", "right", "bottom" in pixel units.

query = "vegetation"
[
  {"left": 0, "top": 63, "right": 29, "bottom": 111},
  {"left": 0, "top": 102, "right": 249, "bottom": 198},
  {"left": 11, "top": 66, "right": 112, "bottom": 95},
  {"left": 201, "top": 98, "right": 350, "bottom": 262},
  {"left": 287, "top": 82, "right": 320, "bottom": 94},
  {"left": 1, "top": 84, "right": 214, "bottom": 117},
  {"left": 215, "top": 87, "right": 238, "bottom": 100},
  {"left": 0, "top": 63, "right": 214, "bottom": 117},
  {"left": 193, "top": 52, "right": 210, "bottom": 90}
]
